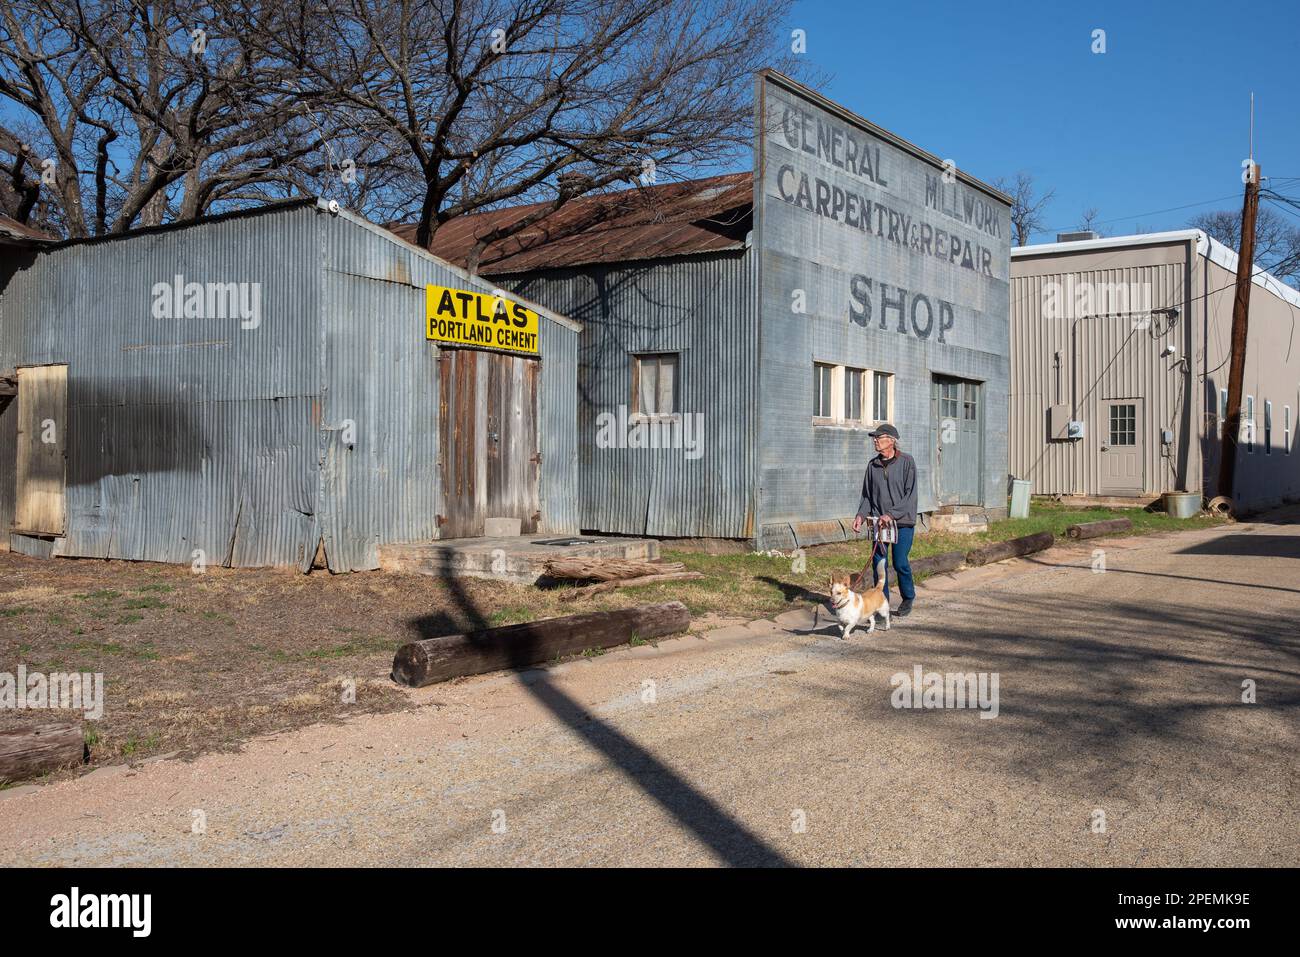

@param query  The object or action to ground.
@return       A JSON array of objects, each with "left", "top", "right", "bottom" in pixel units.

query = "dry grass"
[{"left": 0, "top": 501, "right": 1226, "bottom": 780}]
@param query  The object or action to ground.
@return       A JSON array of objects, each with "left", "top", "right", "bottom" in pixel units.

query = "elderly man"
[{"left": 851, "top": 423, "right": 917, "bottom": 617}]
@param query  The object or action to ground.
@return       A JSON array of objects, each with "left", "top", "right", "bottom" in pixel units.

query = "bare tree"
[
  {"left": 3, "top": 0, "right": 797, "bottom": 250},
  {"left": 1190, "top": 206, "right": 1300, "bottom": 287},
  {"left": 1079, "top": 206, "right": 1102, "bottom": 237},
  {"left": 261, "top": 0, "right": 797, "bottom": 266},
  {"left": 0, "top": 0, "right": 348, "bottom": 237},
  {"left": 991, "top": 171, "right": 1055, "bottom": 246}
]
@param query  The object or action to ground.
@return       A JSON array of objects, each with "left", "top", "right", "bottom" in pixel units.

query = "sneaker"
[{"left": 894, "top": 599, "right": 913, "bottom": 618}]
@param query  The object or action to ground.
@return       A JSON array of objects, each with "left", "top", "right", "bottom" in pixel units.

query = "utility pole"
[{"left": 1216, "top": 158, "right": 1260, "bottom": 503}]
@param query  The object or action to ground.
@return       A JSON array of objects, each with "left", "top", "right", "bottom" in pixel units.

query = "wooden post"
[
  {"left": 0, "top": 721, "right": 85, "bottom": 784},
  {"left": 1217, "top": 161, "right": 1261, "bottom": 502},
  {"left": 965, "top": 531, "right": 1055, "bottom": 567},
  {"left": 1066, "top": 518, "right": 1133, "bottom": 540},
  {"left": 392, "top": 601, "right": 691, "bottom": 687}
]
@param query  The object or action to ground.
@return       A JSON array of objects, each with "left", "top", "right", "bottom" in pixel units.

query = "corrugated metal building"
[
  {"left": 0, "top": 199, "right": 581, "bottom": 571},
  {"left": 1009, "top": 229, "right": 1300, "bottom": 511},
  {"left": 409, "top": 71, "right": 1014, "bottom": 547}
]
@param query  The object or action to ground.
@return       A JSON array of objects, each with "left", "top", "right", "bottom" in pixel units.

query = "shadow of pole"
[{"left": 413, "top": 569, "right": 793, "bottom": 867}]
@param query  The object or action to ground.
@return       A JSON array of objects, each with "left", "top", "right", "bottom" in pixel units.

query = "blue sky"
[{"left": 778, "top": 0, "right": 1300, "bottom": 241}]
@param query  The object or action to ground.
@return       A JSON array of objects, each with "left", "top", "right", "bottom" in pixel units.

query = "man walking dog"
[{"left": 851, "top": 424, "right": 917, "bottom": 617}]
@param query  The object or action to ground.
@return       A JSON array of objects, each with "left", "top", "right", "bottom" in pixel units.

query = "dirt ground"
[
  {"left": 0, "top": 551, "right": 757, "bottom": 780},
  {"left": 0, "top": 503, "right": 1224, "bottom": 782}
]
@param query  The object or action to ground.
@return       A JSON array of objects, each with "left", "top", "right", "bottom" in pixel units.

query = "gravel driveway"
[{"left": 3, "top": 512, "right": 1298, "bottom": 867}]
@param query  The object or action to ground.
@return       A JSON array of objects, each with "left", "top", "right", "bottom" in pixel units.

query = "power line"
[{"left": 1030, "top": 193, "right": 1242, "bottom": 238}]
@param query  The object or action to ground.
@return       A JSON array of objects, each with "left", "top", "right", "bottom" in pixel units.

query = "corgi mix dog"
[{"left": 828, "top": 556, "right": 890, "bottom": 640}]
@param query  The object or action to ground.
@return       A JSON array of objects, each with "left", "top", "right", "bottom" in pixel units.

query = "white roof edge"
[
  {"left": 1013, "top": 227, "right": 1300, "bottom": 311},
  {"left": 1196, "top": 231, "right": 1300, "bottom": 311},
  {"left": 1009, "top": 229, "right": 1202, "bottom": 257},
  {"left": 320, "top": 199, "right": 584, "bottom": 334}
]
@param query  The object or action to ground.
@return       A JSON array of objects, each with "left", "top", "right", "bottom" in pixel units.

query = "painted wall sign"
[
  {"left": 754, "top": 71, "right": 1012, "bottom": 526},
  {"left": 425, "top": 284, "right": 540, "bottom": 354}
]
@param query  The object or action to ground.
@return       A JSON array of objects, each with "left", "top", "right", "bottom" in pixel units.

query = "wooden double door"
[{"left": 438, "top": 348, "right": 540, "bottom": 538}]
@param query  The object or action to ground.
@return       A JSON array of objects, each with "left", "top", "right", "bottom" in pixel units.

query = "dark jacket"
[{"left": 856, "top": 450, "right": 918, "bottom": 527}]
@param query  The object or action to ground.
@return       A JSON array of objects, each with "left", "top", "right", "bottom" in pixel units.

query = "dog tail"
[{"left": 872, "top": 554, "right": 888, "bottom": 591}]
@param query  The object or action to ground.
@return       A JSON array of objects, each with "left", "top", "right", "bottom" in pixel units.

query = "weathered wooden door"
[
  {"left": 14, "top": 364, "right": 68, "bottom": 535},
  {"left": 438, "top": 349, "right": 539, "bottom": 538},
  {"left": 485, "top": 350, "right": 540, "bottom": 533},
  {"left": 931, "top": 374, "right": 983, "bottom": 505}
]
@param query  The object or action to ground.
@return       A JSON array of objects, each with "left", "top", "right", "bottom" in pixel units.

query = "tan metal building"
[{"left": 1009, "top": 229, "right": 1300, "bottom": 512}]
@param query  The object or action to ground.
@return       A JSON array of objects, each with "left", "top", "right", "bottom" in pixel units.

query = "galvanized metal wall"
[
  {"left": 504, "top": 250, "right": 758, "bottom": 538},
  {"left": 754, "top": 74, "right": 1012, "bottom": 548},
  {"left": 1009, "top": 241, "right": 1194, "bottom": 497},
  {"left": 316, "top": 210, "right": 580, "bottom": 570},
  {"left": 0, "top": 203, "right": 580, "bottom": 571},
  {"left": 0, "top": 204, "right": 324, "bottom": 567}
]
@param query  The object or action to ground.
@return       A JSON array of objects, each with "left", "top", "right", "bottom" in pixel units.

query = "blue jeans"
[{"left": 872, "top": 524, "right": 915, "bottom": 603}]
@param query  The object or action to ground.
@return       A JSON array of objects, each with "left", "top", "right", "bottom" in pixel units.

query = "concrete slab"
[{"left": 378, "top": 534, "right": 660, "bottom": 583}]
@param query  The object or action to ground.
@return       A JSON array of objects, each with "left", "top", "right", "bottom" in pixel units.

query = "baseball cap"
[{"left": 868, "top": 423, "right": 900, "bottom": 439}]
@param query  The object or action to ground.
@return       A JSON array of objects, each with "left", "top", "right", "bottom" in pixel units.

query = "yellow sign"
[{"left": 425, "top": 284, "right": 540, "bottom": 354}]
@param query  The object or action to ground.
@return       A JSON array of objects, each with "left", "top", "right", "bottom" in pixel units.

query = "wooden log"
[
  {"left": 559, "top": 570, "right": 703, "bottom": 601},
  {"left": 849, "top": 550, "right": 967, "bottom": 590},
  {"left": 543, "top": 558, "right": 685, "bottom": 581},
  {"left": 392, "top": 601, "right": 691, "bottom": 687},
  {"left": 965, "top": 531, "right": 1056, "bottom": 567},
  {"left": 1066, "top": 518, "right": 1133, "bottom": 540},
  {"left": 0, "top": 721, "right": 85, "bottom": 783}
]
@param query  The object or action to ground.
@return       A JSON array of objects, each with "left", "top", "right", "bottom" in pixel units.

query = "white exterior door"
[{"left": 1098, "top": 398, "right": 1144, "bottom": 496}]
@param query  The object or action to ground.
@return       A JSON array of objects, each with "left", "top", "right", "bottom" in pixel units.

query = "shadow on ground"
[{"left": 408, "top": 573, "right": 792, "bottom": 866}]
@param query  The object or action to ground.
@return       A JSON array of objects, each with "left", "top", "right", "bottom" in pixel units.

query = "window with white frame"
[
  {"left": 632, "top": 353, "right": 677, "bottom": 416},
  {"left": 844, "top": 367, "right": 866, "bottom": 422},
  {"left": 813, "top": 362, "right": 834, "bottom": 419},
  {"left": 1219, "top": 388, "right": 1228, "bottom": 436},
  {"left": 1286, "top": 405, "right": 1292, "bottom": 454},
  {"left": 872, "top": 371, "right": 894, "bottom": 422},
  {"left": 1265, "top": 400, "right": 1273, "bottom": 454},
  {"left": 813, "top": 364, "right": 892, "bottom": 425},
  {"left": 1245, "top": 395, "right": 1255, "bottom": 452}
]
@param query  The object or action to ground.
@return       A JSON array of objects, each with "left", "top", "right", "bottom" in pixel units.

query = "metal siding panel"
[
  {"left": 755, "top": 77, "right": 1011, "bottom": 538},
  {"left": 2, "top": 206, "right": 323, "bottom": 566},
  {"left": 1010, "top": 255, "right": 1189, "bottom": 496},
  {"left": 505, "top": 249, "right": 758, "bottom": 538},
  {"left": 317, "top": 213, "right": 579, "bottom": 569}
]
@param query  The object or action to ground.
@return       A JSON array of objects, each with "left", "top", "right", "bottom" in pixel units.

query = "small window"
[
  {"left": 1285, "top": 405, "right": 1292, "bottom": 454},
  {"left": 1109, "top": 404, "right": 1136, "bottom": 446},
  {"left": 939, "top": 380, "right": 960, "bottom": 420},
  {"left": 813, "top": 363, "right": 834, "bottom": 418},
  {"left": 1264, "top": 400, "right": 1273, "bottom": 454},
  {"left": 844, "top": 367, "right": 865, "bottom": 421},
  {"left": 633, "top": 353, "right": 677, "bottom": 416},
  {"left": 874, "top": 371, "right": 893, "bottom": 422},
  {"left": 1245, "top": 395, "right": 1255, "bottom": 451},
  {"left": 963, "top": 381, "right": 978, "bottom": 421},
  {"left": 1219, "top": 388, "right": 1228, "bottom": 434}
]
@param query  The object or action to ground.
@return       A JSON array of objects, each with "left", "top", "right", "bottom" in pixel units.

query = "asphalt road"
[{"left": 4, "top": 512, "right": 1298, "bottom": 867}]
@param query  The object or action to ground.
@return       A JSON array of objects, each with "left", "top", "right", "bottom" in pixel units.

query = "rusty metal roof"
[
  {"left": 0, "top": 213, "right": 58, "bottom": 245},
  {"left": 390, "top": 171, "right": 753, "bottom": 275}
]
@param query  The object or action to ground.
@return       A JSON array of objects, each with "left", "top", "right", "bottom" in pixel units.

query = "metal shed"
[
  {"left": 0, "top": 199, "right": 581, "bottom": 571},
  {"left": 413, "top": 71, "right": 1013, "bottom": 548},
  {"left": 1009, "top": 229, "right": 1300, "bottom": 512}
]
